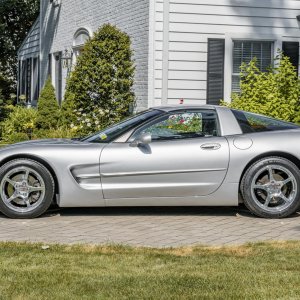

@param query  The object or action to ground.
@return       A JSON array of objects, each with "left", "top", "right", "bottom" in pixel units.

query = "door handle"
[{"left": 200, "top": 143, "right": 221, "bottom": 150}]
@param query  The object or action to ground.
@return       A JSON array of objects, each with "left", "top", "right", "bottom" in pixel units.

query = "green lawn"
[{"left": 0, "top": 241, "right": 300, "bottom": 299}]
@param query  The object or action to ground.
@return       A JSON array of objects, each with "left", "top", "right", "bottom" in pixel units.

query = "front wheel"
[
  {"left": 0, "top": 159, "right": 55, "bottom": 219},
  {"left": 241, "top": 157, "right": 300, "bottom": 218}
]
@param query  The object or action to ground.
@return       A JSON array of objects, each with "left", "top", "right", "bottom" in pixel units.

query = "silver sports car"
[{"left": 0, "top": 105, "right": 300, "bottom": 219}]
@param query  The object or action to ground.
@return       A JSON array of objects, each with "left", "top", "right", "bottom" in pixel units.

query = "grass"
[{"left": 0, "top": 241, "right": 300, "bottom": 299}]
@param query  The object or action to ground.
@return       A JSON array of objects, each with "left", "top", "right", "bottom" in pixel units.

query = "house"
[{"left": 18, "top": 0, "right": 300, "bottom": 111}]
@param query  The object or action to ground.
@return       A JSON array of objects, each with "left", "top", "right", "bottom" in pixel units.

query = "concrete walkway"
[{"left": 0, "top": 206, "right": 299, "bottom": 247}]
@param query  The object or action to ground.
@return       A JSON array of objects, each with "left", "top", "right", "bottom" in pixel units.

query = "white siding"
[{"left": 153, "top": 0, "right": 300, "bottom": 105}]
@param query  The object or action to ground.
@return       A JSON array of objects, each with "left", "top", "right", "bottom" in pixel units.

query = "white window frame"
[{"left": 224, "top": 33, "right": 282, "bottom": 102}]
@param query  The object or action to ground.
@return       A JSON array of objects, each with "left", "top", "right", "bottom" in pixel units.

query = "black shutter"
[
  {"left": 48, "top": 54, "right": 52, "bottom": 78},
  {"left": 55, "top": 52, "right": 62, "bottom": 104},
  {"left": 207, "top": 39, "right": 225, "bottom": 105},
  {"left": 282, "top": 41, "right": 299, "bottom": 75}
]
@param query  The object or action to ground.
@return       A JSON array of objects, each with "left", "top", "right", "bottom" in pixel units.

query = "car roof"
[{"left": 150, "top": 104, "right": 221, "bottom": 112}]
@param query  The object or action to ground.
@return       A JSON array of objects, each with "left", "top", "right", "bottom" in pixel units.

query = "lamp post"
[
  {"left": 61, "top": 48, "right": 73, "bottom": 75},
  {"left": 50, "top": 0, "right": 61, "bottom": 7}
]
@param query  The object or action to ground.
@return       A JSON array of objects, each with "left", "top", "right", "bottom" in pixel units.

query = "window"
[
  {"left": 232, "top": 110, "right": 299, "bottom": 134},
  {"left": 73, "top": 28, "right": 90, "bottom": 59},
  {"left": 232, "top": 41, "right": 273, "bottom": 93},
  {"left": 83, "top": 109, "right": 162, "bottom": 143},
  {"left": 20, "top": 60, "right": 27, "bottom": 97},
  {"left": 131, "top": 110, "right": 219, "bottom": 141},
  {"left": 74, "top": 30, "right": 90, "bottom": 47}
]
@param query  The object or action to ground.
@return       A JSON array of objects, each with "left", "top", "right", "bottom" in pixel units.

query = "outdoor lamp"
[{"left": 61, "top": 49, "right": 73, "bottom": 74}]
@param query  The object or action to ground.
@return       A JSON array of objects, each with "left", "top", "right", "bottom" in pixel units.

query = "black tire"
[
  {"left": 241, "top": 157, "right": 300, "bottom": 218},
  {"left": 0, "top": 159, "right": 55, "bottom": 219}
]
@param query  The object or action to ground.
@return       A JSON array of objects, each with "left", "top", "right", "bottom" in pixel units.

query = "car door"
[{"left": 100, "top": 109, "right": 229, "bottom": 199}]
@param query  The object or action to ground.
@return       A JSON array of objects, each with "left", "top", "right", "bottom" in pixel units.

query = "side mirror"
[{"left": 130, "top": 133, "right": 152, "bottom": 147}]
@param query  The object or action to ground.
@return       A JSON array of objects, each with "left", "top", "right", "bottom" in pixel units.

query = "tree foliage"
[
  {"left": 222, "top": 53, "right": 300, "bottom": 123},
  {"left": 64, "top": 24, "right": 135, "bottom": 134},
  {"left": 59, "top": 88, "right": 77, "bottom": 127},
  {"left": 36, "top": 77, "right": 60, "bottom": 129},
  {"left": 0, "top": 89, "right": 13, "bottom": 123},
  {"left": 0, "top": 0, "right": 39, "bottom": 97}
]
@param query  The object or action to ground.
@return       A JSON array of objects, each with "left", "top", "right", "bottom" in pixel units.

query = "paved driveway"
[{"left": 0, "top": 206, "right": 299, "bottom": 247}]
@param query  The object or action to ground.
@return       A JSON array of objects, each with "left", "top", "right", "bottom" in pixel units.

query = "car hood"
[{"left": 1, "top": 138, "right": 84, "bottom": 149}]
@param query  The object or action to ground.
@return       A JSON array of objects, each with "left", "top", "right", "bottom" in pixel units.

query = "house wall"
[
  {"left": 153, "top": 0, "right": 300, "bottom": 106},
  {"left": 40, "top": 0, "right": 149, "bottom": 111}
]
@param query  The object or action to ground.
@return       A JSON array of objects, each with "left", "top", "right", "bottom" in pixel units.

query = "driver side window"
[{"left": 131, "top": 110, "right": 219, "bottom": 141}]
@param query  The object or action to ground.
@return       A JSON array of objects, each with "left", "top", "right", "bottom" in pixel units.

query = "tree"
[
  {"left": 0, "top": 0, "right": 39, "bottom": 97},
  {"left": 222, "top": 53, "right": 300, "bottom": 123},
  {"left": 0, "top": 88, "right": 13, "bottom": 124},
  {"left": 59, "top": 88, "right": 77, "bottom": 127},
  {"left": 36, "top": 77, "right": 60, "bottom": 129},
  {"left": 64, "top": 24, "right": 135, "bottom": 134}
]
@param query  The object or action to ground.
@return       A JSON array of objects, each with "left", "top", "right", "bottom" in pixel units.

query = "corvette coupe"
[{"left": 0, "top": 105, "right": 300, "bottom": 219}]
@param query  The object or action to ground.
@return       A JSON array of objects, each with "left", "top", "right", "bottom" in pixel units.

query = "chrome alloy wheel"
[
  {"left": 251, "top": 164, "right": 297, "bottom": 213},
  {"left": 0, "top": 166, "right": 46, "bottom": 213}
]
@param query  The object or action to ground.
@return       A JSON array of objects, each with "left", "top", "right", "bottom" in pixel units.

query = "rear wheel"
[
  {"left": 0, "top": 159, "right": 55, "bottom": 219},
  {"left": 241, "top": 157, "right": 300, "bottom": 218}
]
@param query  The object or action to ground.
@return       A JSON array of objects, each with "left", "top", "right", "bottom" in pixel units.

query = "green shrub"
[
  {"left": 36, "top": 77, "right": 60, "bottom": 130},
  {"left": 1, "top": 132, "right": 29, "bottom": 144},
  {"left": 1, "top": 96, "right": 79, "bottom": 143},
  {"left": 32, "top": 127, "right": 78, "bottom": 140},
  {"left": 222, "top": 53, "right": 300, "bottom": 123},
  {"left": 64, "top": 23, "right": 135, "bottom": 135},
  {"left": 1, "top": 105, "right": 37, "bottom": 143}
]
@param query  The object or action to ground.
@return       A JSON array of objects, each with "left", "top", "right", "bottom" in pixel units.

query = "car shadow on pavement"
[
  {"left": 0, "top": 205, "right": 299, "bottom": 219},
  {"left": 55, "top": 205, "right": 256, "bottom": 218}
]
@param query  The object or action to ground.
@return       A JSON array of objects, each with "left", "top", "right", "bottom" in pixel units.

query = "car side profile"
[{"left": 0, "top": 105, "right": 300, "bottom": 219}]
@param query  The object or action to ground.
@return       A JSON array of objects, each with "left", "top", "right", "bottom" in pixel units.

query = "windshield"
[{"left": 82, "top": 109, "right": 163, "bottom": 143}]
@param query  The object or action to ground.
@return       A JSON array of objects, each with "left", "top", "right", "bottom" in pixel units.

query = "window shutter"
[
  {"left": 282, "top": 42, "right": 299, "bottom": 75},
  {"left": 55, "top": 52, "right": 62, "bottom": 104},
  {"left": 207, "top": 39, "right": 225, "bottom": 105},
  {"left": 48, "top": 54, "right": 52, "bottom": 78}
]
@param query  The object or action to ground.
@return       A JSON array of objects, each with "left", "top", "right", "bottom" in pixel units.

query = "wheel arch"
[
  {"left": 0, "top": 154, "right": 60, "bottom": 198},
  {"left": 239, "top": 151, "right": 300, "bottom": 190}
]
